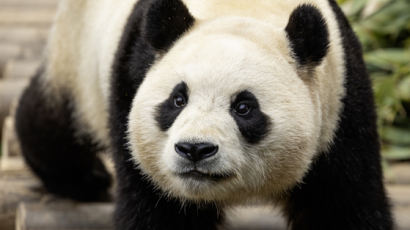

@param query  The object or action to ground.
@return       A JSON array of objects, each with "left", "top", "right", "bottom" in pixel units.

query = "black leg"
[
  {"left": 284, "top": 2, "right": 393, "bottom": 229},
  {"left": 284, "top": 145, "right": 392, "bottom": 230},
  {"left": 114, "top": 152, "right": 222, "bottom": 230},
  {"left": 15, "top": 72, "right": 112, "bottom": 201}
]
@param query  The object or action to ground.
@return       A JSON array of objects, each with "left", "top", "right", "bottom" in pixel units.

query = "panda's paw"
[
  {"left": 44, "top": 158, "right": 113, "bottom": 202},
  {"left": 76, "top": 158, "right": 113, "bottom": 202}
]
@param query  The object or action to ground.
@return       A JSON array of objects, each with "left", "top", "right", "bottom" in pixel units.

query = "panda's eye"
[
  {"left": 173, "top": 94, "right": 187, "bottom": 108},
  {"left": 234, "top": 102, "right": 252, "bottom": 116}
]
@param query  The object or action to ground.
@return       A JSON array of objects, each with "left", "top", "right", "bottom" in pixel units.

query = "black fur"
[
  {"left": 283, "top": 1, "right": 393, "bottom": 229},
  {"left": 143, "top": 0, "right": 194, "bottom": 51},
  {"left": 285, "top": 4, "right": 330, "bottom": 66},
  {"left": 230, "top": 91, "right": 271, "bottom": 144},
  {"left": 110, "top": 0, "right": 220, "bottom": 229},
  {"left": 15, "top": 70, "right": 111, "bottom": 202},
  {"left": 155, "top": 82, "right": 188, "bottom": 131}
]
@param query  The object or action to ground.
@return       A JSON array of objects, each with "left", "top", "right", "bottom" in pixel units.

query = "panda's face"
[{"left": 128, "top": 18, "right": 321, "bottom": 202}]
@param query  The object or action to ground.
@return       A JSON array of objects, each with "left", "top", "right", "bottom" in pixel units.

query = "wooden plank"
[
  {"left": 388, "top": 185, "right": 410, "bottom": 207},
  {"left": 386, "top": 163, "right": 410, "bottom": 185},
  {"left": 0, "top": 44, "right": 21, "bottom": 60},
  {"left": 3, "top": 59, "right": 40, "bottom": 81},
  {"left": 0, "top": 7, "right": 56, "bottom": 26},
  {"left": 0, "top": 170, "right": 44, "bottom": 230},
  {"left": 0, "top": 79, "right": 28, "bottom": 136},
  {"left": 395, "top": 206, "right": 410, "bottom": 230},
  {"left": 0, "top": 26, "right": 49, "bottom": 45},
  {"left": 0, "top": 44, "right": 22, "bottom": 77},
  {"left": 1, "top": 116, "right": 25, "bottom": 172},
  {"left": 0, "top": 167, "right": 408, "bottom": 230},
  {"left": 14, "top": 201, "right": 410, "bottom": 230},
  {"left": 16, "top": 202, "right": 114, "bottom": 230},
  {"left": 1, "top": 116, "right": 21, "bottom": 158},
  {"left": 225, "top": 206, "right": 286, "bottom": 230},
  {"left": 0, "top": 0, "right": 58, "bottom": 8},
  {"left": 0, "top": 44, "right": 43, "bottom": 78},
  {"left": 15, "top": 203, "right": 285, "bottom": 230}
]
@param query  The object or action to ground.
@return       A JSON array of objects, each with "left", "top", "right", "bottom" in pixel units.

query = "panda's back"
[{"left": 44, "top": 0, "right": 138, "bottom": 144}]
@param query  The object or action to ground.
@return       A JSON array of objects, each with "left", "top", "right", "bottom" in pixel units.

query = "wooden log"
[
  {"left": 0, "top": 45, "right": 44, "bottom": 71},
  {"left": 225, "top": 206, "right": 286, "bottom": 230},
  {"left": 388, "top": 185, "right": 410, "bottom": 207},
  {"left": 3, "top": 59, "right": 40, "bottom": 81},
  {"left": 1, "top": 181, "right": 409, "bottom": 230},
  {"left": 0, "top": 44, "right": 21, "bottom": 61},
  {"left": 0, "top": 26, "right": 49, "bottom": 46},
  {"left": 0, "top": 0, "right": 58, "bottom": 8},
  {"left": 1, "top": 116, "right": 22, "bottom": 158},
  {"left": 386, "top": 163, "right": 410, "bottom": 185},
  {"left": 13, "top": 202, "right": 410, "bottom": 230},
  {"left": 0, "top": 7, "right": 56, "bottom": 26},
  {"left": 16, "top": 202, "right": 114, "bottom": 230},
  {"left": 1, "top": 116, "right": 25, "bottom": 172},
  {"left": 0, "top": 79, "right": 29, "bottom": 136},
  {"left": 395, "top": 206, "right": 410, "bottom": 230},
  {"left": 0, "top": 170, "right": 45, "bottom": 230},
  {"left": 0, "top": 44, "right": 22, "bottom": 77}
]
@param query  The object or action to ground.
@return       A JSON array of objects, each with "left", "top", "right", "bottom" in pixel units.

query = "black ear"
[
  {"left": 143, "top": 0, "right": 195, "bottom": 51},
  {"left": 285, "top": 4, "right": 329, "bottom": 67}
]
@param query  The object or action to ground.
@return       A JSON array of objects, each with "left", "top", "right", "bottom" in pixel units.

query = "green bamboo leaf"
[
  {"left": 382, "top": 145, "right": 410, "bottom": 161},
  {"left": 361, "top": 0, "right": 410, "bottom": 35},
  {"left": 365, "top": 49, "right": 410, "bottom": 65},
  {"left": 382, "top": 126, "right": 410, "bottom": 145},
  {"left": 398, "top": 76, "right": 410, "bottom": 100},
  {"left": 373, "top": 75, "right": 405, "bottom": 122},
  {"left": 341, "top": 0, "right": 369, "bottom": 19}
]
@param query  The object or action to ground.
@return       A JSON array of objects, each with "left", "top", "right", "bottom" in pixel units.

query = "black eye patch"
[
  {"left": 155, "top": 82, "right": 188, "bottom": 131},
  {"left": 230, "top": 91, "right": 271, "bottom": 144}
]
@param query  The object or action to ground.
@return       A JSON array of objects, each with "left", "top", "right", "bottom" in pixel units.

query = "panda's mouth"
[{"left": 178, "top": 170, "right": 233, "bottom": 182}]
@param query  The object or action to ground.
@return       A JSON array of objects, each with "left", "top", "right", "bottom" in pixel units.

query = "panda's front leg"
[
  {"left": 15, "top": 71, "right": 112, "bottom": 201},
  {"left": 112, "top": 148, "right": 222, "bottom": 230},
  {"left": 282, "top": 132, "right": 393, "bottom": 230}
]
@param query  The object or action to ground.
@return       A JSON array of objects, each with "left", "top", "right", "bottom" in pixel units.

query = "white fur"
[{"left": 44, "top": 0, "right": 138, "bottom": 145}]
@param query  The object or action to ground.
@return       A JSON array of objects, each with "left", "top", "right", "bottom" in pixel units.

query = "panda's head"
[{"left": 128, "top": 0, "right": 330, "bottom": 202}]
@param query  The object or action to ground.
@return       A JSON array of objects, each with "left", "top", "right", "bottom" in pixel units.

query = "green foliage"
[{"left": 339, "top": 0, "right": 410, "bottom": 161}]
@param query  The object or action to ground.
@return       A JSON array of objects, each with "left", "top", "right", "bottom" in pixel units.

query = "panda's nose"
[{"left": 175, "top": 142, "right": 218, "bottom": 162}]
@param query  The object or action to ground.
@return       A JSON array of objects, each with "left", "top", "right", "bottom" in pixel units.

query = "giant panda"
[{"left": 15, "top": 0, "right": 393, "bottom": 229}]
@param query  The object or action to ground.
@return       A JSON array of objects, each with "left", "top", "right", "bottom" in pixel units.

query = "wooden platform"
[
  {"left": 1, "top": 164, "right": 410, "bottom": 230},
  {"left": 1, "top": 0, "right": 410, "bottom": 229}
]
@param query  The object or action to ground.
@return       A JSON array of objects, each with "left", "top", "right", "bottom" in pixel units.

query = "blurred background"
[
  {"left": 0, "top": 0, "right": 409, "bottom": 229},
  {"left": 340, "top": 0, "right": 410, "bottom": 166}
]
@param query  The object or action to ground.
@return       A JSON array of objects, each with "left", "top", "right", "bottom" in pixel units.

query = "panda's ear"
[
  {"left": 143, "top": 0, "right": 195, "bottom": 51},
  {"left": 285, "top": 4, "right": 329, "bottom": 67}
]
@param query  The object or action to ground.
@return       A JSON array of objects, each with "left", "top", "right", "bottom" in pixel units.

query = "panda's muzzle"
[
  {"left": 174, "top": 142, "right": 234, "bottom": 181},
  {"left": 175, "top": 142, "right": 218, "bottom": 162}
]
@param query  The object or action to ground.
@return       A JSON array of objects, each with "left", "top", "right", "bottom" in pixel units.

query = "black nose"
[{"left": 175, "top": 142, "right": 218, "bottom": 162}]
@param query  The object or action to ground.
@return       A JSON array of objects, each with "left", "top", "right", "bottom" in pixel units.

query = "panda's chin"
[
  {"left": 168, "top": 169, "right": 236, "bottom": 200},
  {"left": 177, "top": 170, "right": 234, "bottom": 182}
]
